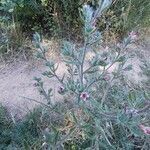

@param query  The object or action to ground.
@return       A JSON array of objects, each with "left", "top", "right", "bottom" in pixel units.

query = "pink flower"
[
  {"left": 129, "top": 31, "right": 138, "bottom": 40},
  {"left": 80, "top": 92, "right": 89, "bottom": 101},
  {"left": 139, "top": 125, "right": 150, "bottom": 135},
  {"left": 103, "top": 75, "right": 111, "bottom": 81},
  {"left": 58, "top": 86, "right": 65, "bottom": 94}
]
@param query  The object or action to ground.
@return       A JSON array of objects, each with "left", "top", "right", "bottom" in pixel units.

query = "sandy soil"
[
  {"left": 0, "top": 41, "right": 149, "bottom": 117},
  {"left": 0, "top": 59, "right": 67, "bottom": 116}
]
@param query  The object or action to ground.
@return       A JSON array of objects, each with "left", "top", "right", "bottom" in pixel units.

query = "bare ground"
[{"left": 0, "top": 40, "right": 149, "bottom": 117}]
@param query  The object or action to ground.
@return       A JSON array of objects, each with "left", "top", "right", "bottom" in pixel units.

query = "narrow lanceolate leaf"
[
  {"left": 23, "top": 140, "right": 31, "bottom": 150},
  {"left": 61, "top": 73, "right": 65, "bottom": 82},
  {"left": 92, "top": 59, "right": 107, "bottom": 67},
  {"left": 45, "top": 61, "right": 54, "bottom": 68},
  {"left": 42, "top": 71, "right": 54, "bottom": 77},
  {"left": 33, "top": 77, "right": 41, "bottom": 82},
  {"left": 116, "top": 55, "right": 126, "bottom": 62},
  {"left": 97, "top": 60, "right": 108, "bottom": 66},
  {"left": 71, "top": 111, "right": 78, "bottom": 123},
  {"left": 128, "top": 91, "right": 136, "bottom": 101},
  {"left": 129, "top": 125, "right": 142, "bottom": 136},
  {"left": 48, "top": 88, "right": 52, "bottom": 95},
  {"left": 33, "top": 32, "right": 41, "bottom": 43},
  {"left": 86, "top": 67, "right": 99, "bottom": 74},
  {"left": 96, "top": 0, "right": 112, "bottom": 17}
]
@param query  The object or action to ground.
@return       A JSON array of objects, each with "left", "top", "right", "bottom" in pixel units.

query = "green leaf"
[
  {"left": 45, "top": 61, "right": 54, "bottom": 68},
  {"left": 61, "top": 41, "right": 74, "bottom": 57},
  {"left": 116, "top": 56, "right": 126, "bottom": 62},
  {"left": 33, "top": 32, "right": 41, "bottom": 43},
  {"left": 128, "top": 91, "right": 136, "bottom": 101},
  {"left": 36, "top": 52, "right": 44, "bottom": 59},
  {"left": 23, "top": 140, "right": 31, "bottom": 150},
  {"left": 48, "top": 88, "right": 53, "bottom": 95},
  {"left": 71, "top": 111, "right": 78, "bottom": 123},
  {"left": 129, "top": 125, "right": 142, "bottom": 136},
  {"left": 63, "top": 59, "right": 78, "bottom": 65},
  {"left": 117, "top": 112, "right": 129, "bottom": 124},
  {"left": 86, "top": 67, "right": 99, "bottom": 74},
  {"left": 33, "top": 77, "right": 41, "bottom": 82},
  {"left": 97, "top": 60, "right": 107, "bottom": 66},
  {"left": 42, "top": 71, "right": 54, "bottom": 78}
]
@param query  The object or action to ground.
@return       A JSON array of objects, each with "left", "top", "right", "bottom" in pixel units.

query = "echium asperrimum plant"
[{"left": 33, "top": 0, "right": 150, "bottom": 149}]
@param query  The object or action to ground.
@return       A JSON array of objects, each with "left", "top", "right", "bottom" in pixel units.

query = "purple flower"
[
  {"left": 80, "top": 92, "right": 89, "bottom": 101},
  {"left": 129, "top": 31, "right": 138, "bottom": 40},
  {"left": 103, "top": 75, "right": 111, "bottom": 81},
  {"left": 58, "top": 86, "right": 65, "bottom": 94}
]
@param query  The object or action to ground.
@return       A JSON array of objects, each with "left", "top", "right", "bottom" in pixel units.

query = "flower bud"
[
  {"left": 58, "top": 86, "right": 65, "bottom": 94},
  {"left": 103, "top": 75, "right": 111, "bottom": 81},
  {"left": 80, "top": 92, "right": 90, "bottom": 101}
]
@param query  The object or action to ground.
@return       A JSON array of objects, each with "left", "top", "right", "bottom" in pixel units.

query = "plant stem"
[
  {"left": 79, "top": 37, "right": 88, "bottom": 87},
  {"left": 101, "top": 77, "right": 114, "bottom": 106}
]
